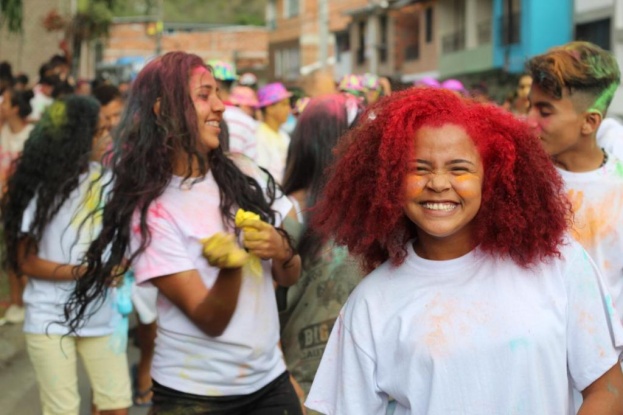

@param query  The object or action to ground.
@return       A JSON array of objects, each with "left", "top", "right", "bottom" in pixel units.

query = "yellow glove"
[
  {"left": 234, "top": 208, "right": 263, "bottom": 278},
  {"left": 200, "top": 232, "right": 248, "bottom": 269},
  {"left": 235, "top": 209, "right": 261, "bottom": 230}
]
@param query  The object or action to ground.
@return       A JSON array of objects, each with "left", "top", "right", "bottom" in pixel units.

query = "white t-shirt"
[
  {"left": 29, "top": 91, "right": 53, "bottom": 122},
  {"left": 21, "top": 163, "right": 117, "bottom": 336},
  {"left": 223, "top": 104, "right": 258, "bottom": 160},
  {"left": 306, "top": 239, "right": 623, "bottom": 415},
  {"left": 597, "top": 118, "right": 623, "bottom": 160},
  {"left": 558, "top": 156, "right": 623, "bottom": 322},
  {"left": 0, "top": 123, "right": 33, "bottom": 186},
  {"left": 255, "top": 122, "right": 290, "bottom": 183},
  {"left": 130, "top": 162, "right": 293, "bottom": 396}
]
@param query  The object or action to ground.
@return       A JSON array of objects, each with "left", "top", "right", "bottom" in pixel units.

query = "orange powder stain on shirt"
[{"left": 567, "top": 189, "right": 618, "bottom": 250}]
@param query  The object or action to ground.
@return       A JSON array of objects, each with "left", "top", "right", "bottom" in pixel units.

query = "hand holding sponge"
[{"left": 199, "top": 209, "right": 263, "bottom": 272}]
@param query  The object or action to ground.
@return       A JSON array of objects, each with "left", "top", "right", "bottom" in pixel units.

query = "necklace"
[{"left": 599, "top": 147, "right": 609, "bottom": 168}]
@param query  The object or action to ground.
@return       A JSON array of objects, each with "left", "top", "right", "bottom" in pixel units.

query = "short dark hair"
[{"left": 92, "top": 84, "right": 122, "bottom": 106}]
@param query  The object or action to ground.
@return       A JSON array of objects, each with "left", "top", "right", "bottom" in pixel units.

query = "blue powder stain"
[{"left": 510, "top": 338, "right": 529, "bottom": 351}]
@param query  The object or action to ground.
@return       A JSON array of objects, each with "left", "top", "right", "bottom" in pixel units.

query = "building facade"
[
  {"left": 102, "top": 18, "right": 269, "bottom": 79},
  {"left": 266, "top": 0, "right": 369, "bottom": 83},
  {"left": 574, "top": 0, "right": 623, "bottom": 116}
]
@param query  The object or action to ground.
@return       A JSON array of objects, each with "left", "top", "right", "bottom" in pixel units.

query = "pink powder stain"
[{"left": 148, "top": 202, "right": 169, "bottom": 220}]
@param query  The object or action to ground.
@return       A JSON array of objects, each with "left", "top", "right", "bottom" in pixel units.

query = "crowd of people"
[{"left": 0, "top": 39, "right": 622, "bottom": 415}]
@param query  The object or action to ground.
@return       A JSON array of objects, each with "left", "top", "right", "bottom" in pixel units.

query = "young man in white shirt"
[{"left": 527, "top": 41, "right": 623, "bottom": 321}]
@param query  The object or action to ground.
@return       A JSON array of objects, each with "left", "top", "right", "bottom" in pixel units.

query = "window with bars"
[
  {"left": 284, "top": 0, "right": 300, "bottom": 18},
  {"left": 274, "top": 47, "right": 300, "bottom": 80}
]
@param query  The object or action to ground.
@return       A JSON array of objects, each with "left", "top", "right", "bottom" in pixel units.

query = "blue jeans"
[{"left": 148, "top": 371, "right": 303, "bottom": 415}]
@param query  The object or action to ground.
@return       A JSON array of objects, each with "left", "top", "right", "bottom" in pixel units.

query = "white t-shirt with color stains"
[
  {"left": 306, "top": 239, "right": 623, "bottom": 415},
  {"left": 558, "top": 156, "right": 623, "bottom": 322},
  {"left": 130, "top": 161, "right": 292, "bottom": 396}
]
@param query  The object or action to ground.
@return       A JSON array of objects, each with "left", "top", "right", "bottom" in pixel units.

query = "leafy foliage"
[
  {"left": 113, "top": 0, "right": 267, "bottom": 25},
  {"left": 0, "top": 0, "right": 23, "bottom": 33}
]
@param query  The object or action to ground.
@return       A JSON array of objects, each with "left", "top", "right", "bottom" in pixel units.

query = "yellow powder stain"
[{"left": 71, "top": 169, "right": 104, "bottom": 241}]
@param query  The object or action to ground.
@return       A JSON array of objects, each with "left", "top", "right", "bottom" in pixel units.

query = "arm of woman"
[
  {"left": 579, "top": 363, "right": 623, "bottom": 415},
  {"left": 17, "top": 236, "right": 84, "bottom": 281},
  {"left": 151, "top": 267, "right": 243, "bottom": 337}
]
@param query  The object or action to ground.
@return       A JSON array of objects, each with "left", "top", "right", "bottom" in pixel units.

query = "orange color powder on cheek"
[
  {"left": 404, "top": 175, "right": 426, "bottom": 198},
  {"left": 453, "top": 174, "right": 482, "bottom": 198}
]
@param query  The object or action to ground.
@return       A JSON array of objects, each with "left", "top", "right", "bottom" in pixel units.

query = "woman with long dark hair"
[
  {"left": 66, "top": 52, "right": 303, "bottom": 414},
  {"left": 280, "top": 94, "right": 362, "bottom": 409},
  {"left": 1, "top": 95, "right": 131, "bottom": 415}
]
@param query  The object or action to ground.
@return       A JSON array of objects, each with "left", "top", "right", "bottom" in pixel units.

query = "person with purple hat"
[
  {"left": 414, "top": 76, "right": 441, "bottom": 88},
  {"left": 224, "top": 85, "right": 260, "bottom": 160},
  {"left": 440, "top": 78, "right": 467, "bottom": 95},
  {"left": 255, "top": 82, "right": 292, "bottom": 183}
]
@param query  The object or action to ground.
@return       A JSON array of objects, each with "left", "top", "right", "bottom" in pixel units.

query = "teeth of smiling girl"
[
  {"left": 422, "top": 203, "right": 457, "bottom": 211},
  {"left": 205, "top": 121, "right": 219, "bottom": 127}
]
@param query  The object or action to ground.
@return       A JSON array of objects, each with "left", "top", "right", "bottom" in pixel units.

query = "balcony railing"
[{"left": 442, "top": 30, "right": 466, "bottom": 54}]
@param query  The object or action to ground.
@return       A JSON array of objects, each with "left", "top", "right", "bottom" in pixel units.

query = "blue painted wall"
[{"left": 492, "top": 0, "right": 573, "bottom": 73}]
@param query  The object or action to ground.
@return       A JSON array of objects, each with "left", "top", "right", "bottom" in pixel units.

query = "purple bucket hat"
[
  {"left": 414, "top": 76, "right": 440, "bottom": 88},
  {"left": 256, "top": 82, "right": 293, "bottom": 108},
  {"left": 441, "top": 79, "right": 466, "bottom": 93}
]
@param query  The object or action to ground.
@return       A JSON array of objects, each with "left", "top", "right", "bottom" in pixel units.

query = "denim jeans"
[{"left": 149, "top": 371, "right": 303, "bottom": 415}]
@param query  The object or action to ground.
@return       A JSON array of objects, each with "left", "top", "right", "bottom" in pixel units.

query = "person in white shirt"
[
  {"left": 597, "top": 116, "right": 623, "bottom": 160},
  {"left": 305, "top": 87, "right": 623, "bottom": 415},
  {"left": 224, "top": 85, "right": 259, "bottom": 159},
  {"left": 28, "top": 74, "right": 58, "bottom": 123},
  {"left": 0, "top": 87, "right": 34, "bottom": 325},
  {"left": 1, "top": 95, "right": 131, "bottom": 415},
  {"left": 65, "top": 52, "right": 304, "bottom": 415},
  {"left": 527, "top": 42, "right": 623, "bottom": 328},
  {"left": 255, "top": 82, "right": 292, "bottom": 183}
]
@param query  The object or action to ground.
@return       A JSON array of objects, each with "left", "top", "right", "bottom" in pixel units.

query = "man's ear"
[
  {"left": 153, "top": 98, "right": 161, "bottom": 117},
  {"left": 581, "top": 109, "right": 603, "bottom": 136}
]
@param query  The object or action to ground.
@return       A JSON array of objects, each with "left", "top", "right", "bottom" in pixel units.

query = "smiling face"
[
  {"left": 403, "top": 124, "right": 484, "bottom": 258},
  {"left": 189, "top": 66, "right": 225, "bottom": 151}
]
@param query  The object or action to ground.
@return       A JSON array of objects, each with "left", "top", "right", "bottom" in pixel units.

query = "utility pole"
[
  {"left": 318, "top": 0, "right": 329, "bottom": 69},
  {"left": 156, "top": 0, "right": 164, "bottom": 56}
]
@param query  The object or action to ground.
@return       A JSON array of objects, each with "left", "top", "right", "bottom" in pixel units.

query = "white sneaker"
[{"left": 4, "top": 304, "right": 25, "bottom": 324}]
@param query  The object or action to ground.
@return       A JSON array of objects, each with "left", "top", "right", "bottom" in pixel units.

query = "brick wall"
[
  {"left": 268, "top": 0, "right": 368, "bottom": 80},
  {"left": 103, "top": 22, "right": 269, "bottom": 72}
]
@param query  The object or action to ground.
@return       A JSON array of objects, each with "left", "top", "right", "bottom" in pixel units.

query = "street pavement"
[{"left": 0, "top": 321, "right": 149, "bottom": 415}]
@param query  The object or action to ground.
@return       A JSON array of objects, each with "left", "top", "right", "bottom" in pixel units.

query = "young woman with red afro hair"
[{"left": 304, "top": 87, "right": 623, "bottom": 415}]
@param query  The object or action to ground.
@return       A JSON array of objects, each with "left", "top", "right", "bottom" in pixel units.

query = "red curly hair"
[{"left": 312, "top": 87, "right": 571, "bottom": 272}]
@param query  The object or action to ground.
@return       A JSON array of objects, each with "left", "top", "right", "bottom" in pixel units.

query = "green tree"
[{"left": 0, "top": 0, "right": 23, "bottom": 33}]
